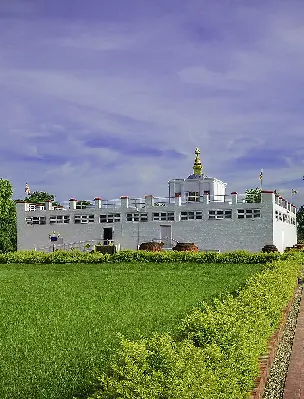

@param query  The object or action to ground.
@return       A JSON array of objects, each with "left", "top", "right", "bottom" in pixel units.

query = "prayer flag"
[{"left": 25, "top": 183, "right": 31, "bottom": 195}]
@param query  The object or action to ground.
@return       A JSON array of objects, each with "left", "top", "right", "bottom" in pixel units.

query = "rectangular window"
[
  {"left": 237, "top": 209, "right": 261, "bottom": 219},
  {"left": 100, "top": 213, "right": 121, "bottom": 223},
  {"left": 186, "top": 191, "right": 200, "bottom": 202},
  {"left": 76, "top": 202, "right": 92, "bottom": 209},
  {"left": 152, "top": 212, "right": 175, "bottom": 221},
  {"left": 126, "top": 213, "right": 148, "bottom": 222},
  {"left": 139, "top": 213, "right": 148, "bottom": 222},
  {"left": 245, "top": 209, "right": 253, "bottom": 219},
  {"left": 275, "top": 210, "right": 287, "bottom": 222},
  {"left": 209, "top": 210, "right": 232, "bottom": 220},
  {"left": 181, "top": 211, "right": 203, "bottom": 220},
  {"left": 50, "top": 215, "right": 70, "bottom": 224},
  {"left": 25, "top": 216, "right": 46, "bottom": 225},
  {"left": 28, "top": 204, "right": 45, "bottom": 211},
  {"left": 74, "top": 214, "right": 95, "bottom": 224}
]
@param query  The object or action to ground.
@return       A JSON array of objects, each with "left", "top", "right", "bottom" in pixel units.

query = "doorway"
[
  {"left": 103, "top": 227, "right": 113, "bottom": 245},
  {"left": 160, "top": 225, "right": 172, "bottom": 248}
]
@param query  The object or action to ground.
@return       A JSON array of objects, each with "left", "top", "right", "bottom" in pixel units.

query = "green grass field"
[{"left": 0, "top": 262, "right": 265, "bottom": 399}]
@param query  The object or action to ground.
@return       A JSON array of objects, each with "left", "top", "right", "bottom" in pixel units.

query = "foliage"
[
  {"left": 24, "top": 191, "right": 55, "bottom": 203},
  {"left": 0, "top": 250, "right": 107, "bottom": 264},
  {"left": 0, "top": 178, "right": 17, "bottom": 252},
  {"left": 110, "top": 249, "right": 283, "bottom": 264},
  {"left": 76, "top": 200, "right": 92, "bottom": 209},
  {"left": 296, "top": 205, "right": 304, "bottom": 241},
  {"left": 245, "top": 187, "right": 261, "bottom": 203},
  {"left": 87, "top": 257, "right": 303, "bottom": 399},
  {"left": 0, "top": 249, "right": 287, "bottom": 264}
]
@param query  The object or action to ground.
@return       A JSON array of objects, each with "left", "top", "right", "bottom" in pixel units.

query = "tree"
[
  {"left": 245, "top": 187, "right": 261, "bottom": 203},
  {"left": 0, "top": 179, "right": 17, "bottom": 252},
  {"left": 76, "top": 200, "right": 92, "bottom": 209},
  {"left": 296, "top": 205, "right": 304, "bottom": 242},
  {"left": 24, "top": 191, "right": 55, "bottom": 203}
]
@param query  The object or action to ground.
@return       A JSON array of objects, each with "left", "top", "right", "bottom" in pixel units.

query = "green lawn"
[{"left": 0, "top": 262, "right": 265, "bottom": 399}]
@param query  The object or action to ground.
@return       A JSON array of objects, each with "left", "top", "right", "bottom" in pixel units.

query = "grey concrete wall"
[{"left": 16, "top": 192, "right": 297, "bottom": 253}]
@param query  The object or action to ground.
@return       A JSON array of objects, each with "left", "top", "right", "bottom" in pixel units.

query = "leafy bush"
[
  {"left": 85, "top": 258, "right": 303, "bottom": 399},
  {"left": 0, "top": 250, "right": 108, "bottom": 264},
  {"left": 0, "top": 249, "right": 293, "bottom": 265}
]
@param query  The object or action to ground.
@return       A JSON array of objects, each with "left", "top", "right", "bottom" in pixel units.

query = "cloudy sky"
[{"left": 1, "top": 0, "right": 304, "bottom": 206}]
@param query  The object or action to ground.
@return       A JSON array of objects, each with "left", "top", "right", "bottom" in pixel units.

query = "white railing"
[{"left": 22, "top": 193, "right": 269, "bottom": 213}]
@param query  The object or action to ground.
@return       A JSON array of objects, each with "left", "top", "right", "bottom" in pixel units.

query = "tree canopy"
[
  {"left": 76, "top": 200, "right": 92, "bottom": 209},
  {"left": 0, "top": 178, "right": 17, "bottom": 252},
  {"left": 24, "top": 191, "right": 55, "bottom": 203},
  {"left": 297, "top": 205, "right": 304, "bottom": 241},
  {"left": 245, "top": 187, "right": 261, "bottom": 203}
]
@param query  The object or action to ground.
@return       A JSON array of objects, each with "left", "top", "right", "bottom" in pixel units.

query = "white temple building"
[{"left": 16, "top": 148, "right": 297, "bottom": 253}]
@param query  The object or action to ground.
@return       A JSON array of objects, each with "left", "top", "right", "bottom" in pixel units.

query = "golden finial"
[{"left": 193, "top": 147, "right": 203, "bottom": 175}]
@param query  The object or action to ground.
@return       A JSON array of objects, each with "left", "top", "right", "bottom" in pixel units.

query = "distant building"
[{"left": 16, "top": 148, "right": 297, "bottom": 253}]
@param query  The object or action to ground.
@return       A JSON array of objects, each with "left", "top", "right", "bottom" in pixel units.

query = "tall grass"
[{"left": 0, "top": 262, "right": 265, "bottom": 399}]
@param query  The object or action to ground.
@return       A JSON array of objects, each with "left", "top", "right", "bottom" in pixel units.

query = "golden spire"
[{"left": 193, "top": 147, "right": 203, "bottom": 175}]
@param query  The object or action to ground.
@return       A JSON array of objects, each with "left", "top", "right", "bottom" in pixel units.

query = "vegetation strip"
[{"left": 0, "top": 249, "right": 286, "bottom": 264}]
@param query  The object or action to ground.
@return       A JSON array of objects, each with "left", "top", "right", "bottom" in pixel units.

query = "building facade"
[{"left": 16, "top": 148, "right": 297, "bottom": 253}]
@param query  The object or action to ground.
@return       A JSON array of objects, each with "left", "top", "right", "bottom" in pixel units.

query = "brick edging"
[
  {"left": 282, "top": 285, "right": 304, "bottom": 398},
  {"left": 249, "top": 288, "right": 297, "bottom": 399}
]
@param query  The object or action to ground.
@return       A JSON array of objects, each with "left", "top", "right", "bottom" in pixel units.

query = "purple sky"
[{"left": 1, "top": 0, "right": 304, "bottom": 206}]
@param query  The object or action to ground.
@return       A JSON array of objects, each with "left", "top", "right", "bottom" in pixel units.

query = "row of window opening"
[
  {"left": 25, "top": 209, "right": 263, "bottom": 225},
  {"left": 275, "top": 210, "right": 296, "bottom": 224}
]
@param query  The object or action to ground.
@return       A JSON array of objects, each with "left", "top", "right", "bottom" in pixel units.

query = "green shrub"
[
  {"left": 0, "top": 248, "right": 299, "bottom": 265},
  {"left": 85, "top": 258, "right": 303, "bottom": 399},
  {"left": 122, "top": 249, "right": 272, "bottom": 264},
  {"left": 88, "top": 334, "right": 224, "bottom": 399},
  {"left": 0, "top": 250, "right": 110, "bottom": 264},
  {"left": 110, "top": 249, "right": 284, "bottom": 265}
]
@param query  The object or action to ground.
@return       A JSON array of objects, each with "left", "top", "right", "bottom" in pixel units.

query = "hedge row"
[
  {"left": 84, "top": 258, "right": 303, "bottom": 399},
  {"left": 0, "top": 249, "right": 292, "bottom": 264}
]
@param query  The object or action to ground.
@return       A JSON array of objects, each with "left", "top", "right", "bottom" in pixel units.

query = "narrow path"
[{"left": 283, "top": 290, "right": 304, "bottom": 398}]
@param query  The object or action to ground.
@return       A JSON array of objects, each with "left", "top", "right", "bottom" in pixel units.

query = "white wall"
[
  {"left": 169, "top": 176, "right": 226, "bottom": 201},
  {"left": 273, "top": 203, "right": 297, "bottom": 251}
]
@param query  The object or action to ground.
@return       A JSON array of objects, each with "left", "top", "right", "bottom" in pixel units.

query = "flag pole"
[
  {"left": 259, "top": 169, "right": 263, "bottom": 190},
  {"left": 25, "top": 183, "right": 31, "bottom": 196},
  {"left": 291, "top": 189, "right": 298, "bottom": 203}
]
